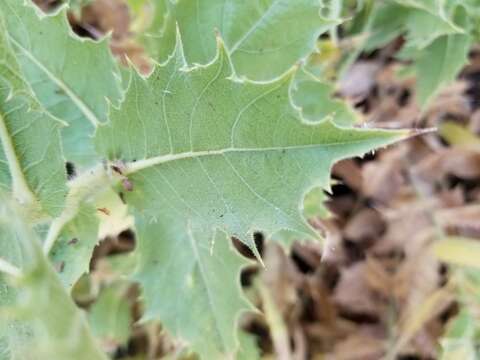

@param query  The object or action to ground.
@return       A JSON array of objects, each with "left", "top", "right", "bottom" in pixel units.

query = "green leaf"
[
  {"left": 0, "top": 80, "right": 66, "bottom": 218},
  {"left": 415, "top": 32, "right": 471, "bottom": 107},
  {"left": 0, "top": 0, "right": 122, "bottom": 166},
  {"left": 49, "top": 204, "right": 99, "bottom": 290},
  {"left": 364, "top": 3, "right": 410, "bottom": 51},
  {"left": 146, "top": 0, "right": 338, "bottom": 80},
  {"left": 237, "top": 331, "right": 260, "bottom": 360},
  {"left": 404, "top": 7, "right": 463, "bottom": 49},
  {"left": 88, "top": 281, "right": 132, "bottom": 349},
  {"left": 440, "top": 308, "right": 478, "bottom": 360},
  {"left": 0, "top": 23, "right": 67, "bottom": 218},
  {"left": 95, "top": 34, "right": 409, "bottom": 357},
  {"left": 135, "top": 220, "right": 252, "bottom": 359},
  {"left": 364, "top": 1, "right": 464, "bottom": 51},
  {"left": 292, "top": 69, "right": 358, "bottom": 126},
  {"left": 0, "top": 193, "right": 107, "bottom": 360}
]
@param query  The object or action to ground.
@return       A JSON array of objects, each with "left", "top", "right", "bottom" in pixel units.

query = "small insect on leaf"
[
  {"left": 111, "top": 164, "right": 123, "bottom": 175},
  {"left": 67, "top": 238, "right": 79, "bottom": 245}
]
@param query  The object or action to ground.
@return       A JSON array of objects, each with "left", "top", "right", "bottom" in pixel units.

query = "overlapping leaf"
[
  {"left": 0, "top": 20, "right": 67, "bottom": 218},
  {"left": 95, "top": 33, "right": 409, "bottom": 357},
  {"left": 145, "top": 0, "right": 338, "bottom": 81},
  {"left": 0, "top": 193, "right": 107, "bottom": 360},
  {"left": 135, "top": 219, "right": 253, "bottom": 359},
  {"left": 49, "top": 204, "right": 99, "bottom": 290},
  {"left": 362, "top": 0, "right": 471, "bottom": 107},
  {"left": 415, "top": 30, "right": 471, "bottom": 106},
  {"left": 0, "top": 0, "right": 122, "bottom": 166}
]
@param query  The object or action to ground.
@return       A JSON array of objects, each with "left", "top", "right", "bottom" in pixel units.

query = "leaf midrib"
[{"left": 125, "top": 136, "right": 402, "bottom": 174}]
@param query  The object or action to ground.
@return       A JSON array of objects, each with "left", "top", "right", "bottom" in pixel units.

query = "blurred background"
[{"left": 32, "top": 0, "right": 480, "bottom": 359}]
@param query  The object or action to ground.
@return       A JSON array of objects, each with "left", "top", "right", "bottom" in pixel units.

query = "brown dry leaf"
[
  {"left": 332, "top": 159, "right": 363, "bottom": 192},
  {"left": 81, "top": 0, "right": 130, "bottom": 40},
  {"left": 325, "top": 332, "right": 386, "bottom": 360},
  {"left": 343, "top": 208, "right": 385, "bottom": 245},
  {"left": 470, "top": 108, "right": 480, "bottom": 134},
  {"left": 333, "top": 263, "right": 382, "bottom": 316},
  {"left": 110, "top": 40, "right": 152, "bottom": 75},
  {"left": 338, "top": 61, "right": 381, "bottom": 100},
  {"left": 435, "top": 205, "right": 480, "bottom": 237},
  {"left": 425, "top": 81, "right": 471, "bottom": 123},
  {"left": 362, "top": 147, "right": 407, "bottom": 204},
  {"left": 319, "top": 219, "right": 346, "bottom": 264},
  {"left": 391, "top": 287, "right": 452, "bottom": 358},
  {"left": 364, "top": 256, "right": 394, "bottom": 299},
  {"left": 412, "top": 148, "right": 480, "bottom": 182}
]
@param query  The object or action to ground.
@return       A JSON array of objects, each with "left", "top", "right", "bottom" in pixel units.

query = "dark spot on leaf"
[
  {"left": 56, "top": 261, "right": 65, "bottom": 273},
  {"left": 111, "top": 165, "right": 123, "bottom": 175},
  {"left": 68, "top": 238, "right": 78, "bottom": 246}
]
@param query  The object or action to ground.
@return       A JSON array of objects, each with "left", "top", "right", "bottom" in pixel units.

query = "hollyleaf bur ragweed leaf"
[
  {"left": 0, "top": 79, "right": 67, "bottom": 219},
  {"left": 292, "top": 68, "right": 358, "bottom": 126},
  {"left": 88, "top": 281, "right": 133, "bottom": 349},
  {"left": 360, "top": 1, "right": 471, "bottom": 108},
  {"left": 144, "top": 1, "right": 356, "bottom": 125},
  {"left": 0, "top": 20, "right": 67, "bottom": 219},
  {"left": 414, "top": 5, "right": 472, "bottom": 107},
  {"left": 49, "top": 204, "right": 99, "bottom": 290},
  {"left": 135, "top": 219, "right": 253, "bottom": 359},
  {"left": 95, "top": 33, "right": 410, "bottom": 357},
  {"left": 0, "top": 193, "right": 107, "bottom": 360},
  {"left": 366, "top": 1, "right": 464, "bottom": 51},
  {"left": 0, "top": 0, "right": 123, "bottom": 166},
  {"left": 415, "top": 32, "right": 471, "bottom": 107},
  {"left": 145, "top": 0, "right": 339, "bottom": 81}
]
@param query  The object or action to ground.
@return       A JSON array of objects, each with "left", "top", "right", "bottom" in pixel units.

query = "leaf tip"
[{"left": 407, "top": 127, "right": 437, "bottom": 139}]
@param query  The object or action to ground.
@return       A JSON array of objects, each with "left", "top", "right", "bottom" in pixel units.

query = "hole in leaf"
[
  {"left": 231, "top": 232, "right": 264, "bottom": 260},
  {"left": 240, "top": 266, "right": 259, "bottom": 287},
  {"left": 65, "top": 161, "right": 76, "bottom": 180},
  {"left": 89, "top": 229, "right": 136, "bottom": 271}
]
